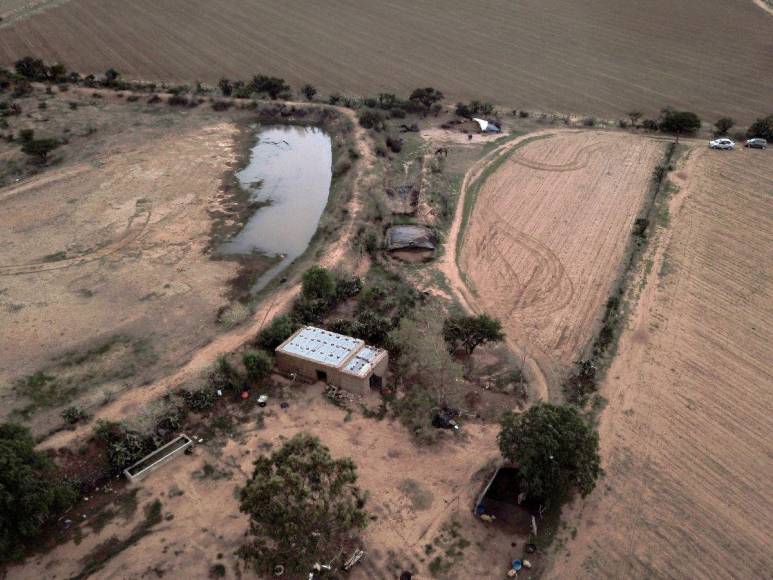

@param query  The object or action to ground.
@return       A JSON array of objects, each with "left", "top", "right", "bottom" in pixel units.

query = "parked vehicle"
[
  {"left": 709, "top": 138, "right": 735, "bottom": 150},
  {"left": 744, "top": 138, "right": 768, "bottom": 149}
]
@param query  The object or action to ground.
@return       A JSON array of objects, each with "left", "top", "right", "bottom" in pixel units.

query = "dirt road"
[{"left": 548, "top": 146, "right": 773, "bottom": 578}]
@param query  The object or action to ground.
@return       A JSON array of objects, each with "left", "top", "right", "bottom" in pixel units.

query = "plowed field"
[
  {"left": 548, "top": 146, "right": 773, "bottom": 577},
  {"left": 459, "top": 131, "right": 663, "bottom": 391},
  {"left": 1, "top": 0, "right": 772, "bottom": 123}
]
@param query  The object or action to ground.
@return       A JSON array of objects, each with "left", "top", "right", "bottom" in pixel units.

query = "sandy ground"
[
  {"left": 458, "top": 131, "right": 663, "bottom": 395},
  {"left": 0, "top": 116, "right": 246, "bottom": 424},
  {"left": 1, "top": 0, "right": 772, "bottom": 123},
  {"left": 12, "top": 385, "right": 533, "bottom": 579},
  {"left": 547, "top": 146, "right": 773, "bottom": 578}
]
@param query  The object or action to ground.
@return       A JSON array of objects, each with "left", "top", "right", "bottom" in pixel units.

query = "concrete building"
[{"left": 275, "top": 326, "right": 388, "bottom": 394}]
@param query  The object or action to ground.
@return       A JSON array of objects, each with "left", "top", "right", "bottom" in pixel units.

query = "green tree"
[
  {"left": 256, "top": 315, "right": 296, "bottom": 350},
  {"left": 218, "top": 78, "right": 233, "bottom": 97},
  {"left": 21, "top": 137, "right": 59, "bottom": 164},
  {"left": 14, "top": 56, "right": 48, "bottom": 81},
  {"left": 0, "top": 423, "right": 76, "bottom": 560},
  {"left": 104, "top": 68, "right": 120, "bottom": 85},
  {"left": 713, "top": 117, "right": 734, "bottom": 136},
  {"left": 239, "top": 433, "right": 367, "bottom": 576},
  {"left": 301, "top": 265, "right": 336, "bottom": 302},
  {"left": 627, "top": 110, "right": 643, "bottom": 128},
  {"left": 442, "top": 314, "right": 505, "bottom": 355},
  {"left": 659, "top": 108, "right": 701, "bottom": 140},
  {"left": 251, "top": 75, "right": 290, "bottom": 100},
  {"left": 358, "top": 109, "right": 385, "bottom": 131},
  {"left": 409, "top": 87, "right": 444, "bottom": 115},
  {"left": 746, "top": 114, "right": 773, "bottom": 140},
  {"left": 498, "top": 403, "right": 601, "bottom": 505},
  {"left": 300, "top": 83, "right": 317, "bottom": 101},
  {"left": 242, "top": 350, "right": 273, "bottom": 383}
]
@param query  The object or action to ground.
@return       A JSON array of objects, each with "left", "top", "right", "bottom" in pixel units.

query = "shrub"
[
  {"left": 746, "top": 114, "right": 773, "bottom": 140},
  {"left": 61, "top": 405, "right": 87, "bottom": 425},
  {"left": 409, "top": 87, "right": 444, "bottom": 115},
  {"left": 218, "top": 78, "right": 233, "bottom": 97},
  {"left": 21, "top": 137, "right": 59, "bottom": 164},
  {"left": 301, "top": 266, "right": 336, "bottom": 302},
  {"left": 333, "top": 272, "right": 363, "bottom": 302},
  {"left": 389, "top": 107, "right": 406, "bottom": 119},
  {"left": 358, "top": 109, "right": 385, "bottom": 131},
  {"left": 641, "top": 118, "right": 658, "bottom": 131},
  {"left": 332, "top": 157, "right": 352, "bottom": 178},
  {"left": 386, "top": 135, "right": 403, "bottom": 153},
  {"left": 300, "top": 83, "right": 317, "bottom": 101},
  {"left": 251, "top": 75, "right": 290, "bottom": 100},
  {"left": 0, "top": 423, "right": 76, "bottom": 561},
  {"left": 14, "top": 56, "right": 48, "bottom": 81},
  {"left": 256, "top": 315, "right": 296, "bottom": 350},
  {"left": 147, "top": 94, "right": 161, "bottom": 104},
  {"left": 518, "top": 110, "right": 529, "bottom": 118},
  {"left": 713, "top": 117, "right": 734, "bottom": 136},
  {"left": 167, "top": 94, "right": 190, "bottom": 107},
  {"left": 208, "top": 356, "right": 241, "bottom": 393},
  {"left": 180, "top": 387, "right": 216, "bottom": 412},
  {"left": 242, "top": 350, "right": 273, "bottom": 383},
  {"left": 582, "top": 116, "right": 596, "bottom": 127},
  {"left": 93, "top": 420, "right": 153, "bottom": 471},
  {"left": 211, "top": 100, "right": 231, "bottom": 111}
]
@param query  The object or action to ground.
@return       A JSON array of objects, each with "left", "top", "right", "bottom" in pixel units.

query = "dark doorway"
[
  {"left": 369, "top": 374, "right": 383, "bottom": 389},
  {"left": 316, "top": 370, "right": 328, "bottom": 382}
]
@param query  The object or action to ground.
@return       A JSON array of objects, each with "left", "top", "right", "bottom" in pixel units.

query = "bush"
[
  {"left": 208, "top": 356, "right": 241, "bottom": 393},
  {"left": 300, "top": 83, "right": 317, "bottom": 101},
  {"left": 167, "top": 94, "right": 190, "bottom": 107},
  {"left": 713, "top": 117, "right": 734, "bottom": 136},
  {"left": 358, "top": 109, "right": 385, "bottom": 131},
  {"left": 242, "top": 350, "right": 273, "bottom": 383},
  {"left": 301, "top": 266, "right": 336, "bottom": 302},
  {"left": 0, "top": 423, "right": 76, "bottom": 561},
  {"left": 147, "top": 94, "right": 161, "bottom": 104},
  {"left": 93, "top": 420, "right": 153, "bottom": 471},
  {"left": 582, "top": 116, "right": 596, "bottom": 127},
  {"left": 218, "top": 78, "right": 233, "bottom": 97},
  {"left": 21, "top": 137, "right": 59, "bottom": 164},
  {"left": 256, "top": 315, "right": 296, "bottom": 350},
  {"left": 211, "top": 100, "right": 231, "bottom": 111},
  {"left": 390, "top": 107, "right": 406, "bottom": 119},
  {"left": 409, "top": 87, "right": 444, "bottom": 115},
  {"left": 14, "top": 56, "right": 48, "bottom": 81},
  {"left": 251, "top": 75, "right": 290, "bottom": 100},
  {"left": 746, "top": 114, "right": 773, "bottom": 140},
  {"left": 61, "top": 405, "right": 87, "bottom": 425},
  {"left": 386, "top": 135, "right": 403, "bottom": 153},
  {"left": 180, "top": 387, "right": 216, "bottom": 413},
  {"left": 641, "top": 118, "right": 658, "bottom": 131}
]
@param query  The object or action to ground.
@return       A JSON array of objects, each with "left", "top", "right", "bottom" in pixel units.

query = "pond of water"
[{"left": 220, "top": 125, "right": 332, "bottom": 291}]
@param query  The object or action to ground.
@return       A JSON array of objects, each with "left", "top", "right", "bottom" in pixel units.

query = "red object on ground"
[{"left": 241, "top": 391, "right": 250, "bottom": 400}]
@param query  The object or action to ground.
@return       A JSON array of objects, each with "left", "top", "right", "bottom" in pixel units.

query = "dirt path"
[
  {"left": 438, "top": 131, "right": 553, "bottom": 403},
  {"left": 547, "top": 145, "right": 773, "bottom": 578},
  {"left": 41, "top": 107, "right": 374, "bottom": 451}
]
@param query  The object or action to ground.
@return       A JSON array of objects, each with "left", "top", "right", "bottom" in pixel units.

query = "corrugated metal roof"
[{"left": 278, "top": 326, "right": 363, "bottom": 367}]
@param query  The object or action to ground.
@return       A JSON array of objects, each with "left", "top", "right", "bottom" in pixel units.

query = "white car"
[{"left": 709, "top": 138, "right": 735, "bottom": 150}]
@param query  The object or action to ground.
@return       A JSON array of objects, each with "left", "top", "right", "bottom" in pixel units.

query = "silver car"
[
  {"left": 709, "top": 138, "right": 735, "bottom": 150},
  {"left": 744, "top": 138, "right": 768, "bottom": 149}
]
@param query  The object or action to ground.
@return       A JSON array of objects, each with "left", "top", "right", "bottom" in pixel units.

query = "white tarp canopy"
[{"left": 473, "top": 117, "right": 501, "bottom": 133}]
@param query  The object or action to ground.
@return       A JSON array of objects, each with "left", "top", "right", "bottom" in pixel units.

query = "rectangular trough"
[{"left": 123, "top": 434, "right": 193, "bottom": 482}]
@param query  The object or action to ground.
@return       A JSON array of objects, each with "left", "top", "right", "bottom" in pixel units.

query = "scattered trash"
[
  {"left": 512, "top": 560, "right": 523, "bottom": 571},
  {"left": 280, "top": 401, "right": 289, "bottom": 409},
  {"left": 526, "top": 543, "right": 537, "bottom": 553},
  {"left": 507, "top": 569, "right": 517, "bottom": 578},
  {"left": 216, "top": 389, "right": 223, "bottom": 396},
  {"left": 257, "top": 394, "right": 269, "bottom": 407},
  {"left": 342, "top": 548, "right": 364, "bottom": 571},
  {"left": 198, "top": 437, "right": 204, "bottom": 443},
  {"left": 480, "top": 513, "right": 496, "bottom": 522},
  {"left": 523, "top": 560, "right": 532, "bottom": 569},
  {"left": 432, "top": 408, "right": 460, "bottom": 430},
  {"left": 273, "top": 564, "right": 284, "bottom": 576},
  {"left": 240, "top": 390, "right": 250, "bottom": 400}
]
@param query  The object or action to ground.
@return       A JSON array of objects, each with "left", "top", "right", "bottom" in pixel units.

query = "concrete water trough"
[{"left": 123, "top": 434, "right": 193, "bottom": 482}]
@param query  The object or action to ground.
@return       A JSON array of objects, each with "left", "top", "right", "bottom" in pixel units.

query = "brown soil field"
[
  {"left": 1, "top": 0, "right": 772, "bottom": 123},
  {"left": 10, "top": 385, "right": 532, "bottom": 580},
  {"left": 0, "top": 100, "right": 248, "bottom": 428},
  {"left": 458, "top": 131, "right": 664, "bottom": 394},
  {"left": 548, "top": 146, "right": 773, "bottom": 578}
]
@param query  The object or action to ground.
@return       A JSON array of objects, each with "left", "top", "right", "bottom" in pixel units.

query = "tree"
[
  {"left": 713, "top": 117, "right": 734, "bottom": 136},
  {"left": 0, "top": 423, "right": 76, "bottom": 561},
  {"left": 659, "top": 108, "right": 701, "bottom": 140},
  {"left": 301, "top": 266, "right": 336, "bottom": 302},
  {"left": 218, "top": 78, "right": 233, "bottom": 97},
  {"left": 21, "top": 137, "right": 59, "bottom": 164},
  {"left": 251, "top": 75, "right": 290, "bottom": 100},
  {"left": 104, "top": 68, "right": 120, "bottom": 85},
  {"left": 409, "top": 87, "right": 444, "bottom": 115},
  {"left": 242, "top": 350, "right": 272, "bottom": 383},
  {"left": 256, "top": 315, "right": 296, "bottom": 351},
  {"left": 498, "top": 403, "right": 601, "bottom": 505},
  {"left": 627, "top": 110, "right": 643, "bottom": 128},
  {"left": 47, "top": 63, "right": 68, "bottom": 83},
  {"left": 300, "top": 83, "right": 317, "bottom": 101},
  {"left": 239, "top": 433, "right": 367, "bottom": 576},
  {"left": 442, "top": 314, "right": 505, "bottom": 355},
  {"left": 14, "top": 56, "right": 48, "bottom": 81},
  {"left": 746, "top": 114, "right": 773, "bottom": 140}
]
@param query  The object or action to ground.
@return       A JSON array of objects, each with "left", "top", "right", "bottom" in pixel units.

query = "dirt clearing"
[
  {"left": 459, "top": 131, "right": 664, "bottom": 393},
  {"left": 548, "top": 146, "right": 773, "bottom": 578},
  {"left": 1, "top": 0, "right": 771, "bottom": 123}
]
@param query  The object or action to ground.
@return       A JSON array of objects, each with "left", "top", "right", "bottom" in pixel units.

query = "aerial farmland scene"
[{"left": 0, "top": 0, "right": 771, "bottom": 578}]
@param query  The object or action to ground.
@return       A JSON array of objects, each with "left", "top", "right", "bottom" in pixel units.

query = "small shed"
[
  {"left": 275, "top": 326, "right": 388, "bottom": 395},
  {"left": 386, "top": 225, "right": 437, "bottom": 252}
]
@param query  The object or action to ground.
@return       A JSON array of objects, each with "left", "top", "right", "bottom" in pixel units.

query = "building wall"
[{"left": 275, "top": 350, "right": 388, "bottom": 395}]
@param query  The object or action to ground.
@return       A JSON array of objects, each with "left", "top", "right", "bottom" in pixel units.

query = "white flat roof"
[
  {"left": 277, "top": 326, "right": 386, "bottom": 376},
  {"left": 277, "top": 326, "right": 363, "bottom": 368}
]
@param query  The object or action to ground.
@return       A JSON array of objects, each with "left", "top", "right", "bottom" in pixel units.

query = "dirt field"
[
  {"left": 10, "top": 385, "right": 535, "bottom": 579},
  {"left": 458, "top": 131, "right": 664, "bottom": 394},
  {"left": 0, "top": 99, "right": 253, "bottom": 428},
  {"left": 1, "top": 0, "right": 772, "bottom": 123},
  {"left": 547, "top": 146, "right": 773, "bottom": 578}
]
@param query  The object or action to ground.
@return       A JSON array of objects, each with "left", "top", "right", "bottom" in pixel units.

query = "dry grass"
[{"left": 1, "top": 0, "right": 771, "bottom": 122}]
